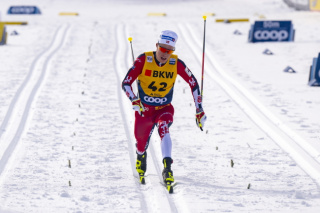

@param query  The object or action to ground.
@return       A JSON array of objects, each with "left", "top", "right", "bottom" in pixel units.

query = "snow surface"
[{"left": 0, "top": 0, "right": 320, "bottom": 212}]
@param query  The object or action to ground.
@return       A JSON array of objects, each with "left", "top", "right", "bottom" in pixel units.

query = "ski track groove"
[
  {"left": 178, "top": 22, "right": 320, "bottom": 187},
  {"left": 123, "top": 25, "right": 182, "bottom": 213},
  {"left": 114, "top": 23, "right": 180, "bottom": 212},
  {"left": 113, "top": 23, "right": 149, "bottom": 213},
  {"left": 0, "top": 25, "right": 62, "bottom": 139},
  {"left": 0, "top": 24, "right": 70, "bottom": 182}
]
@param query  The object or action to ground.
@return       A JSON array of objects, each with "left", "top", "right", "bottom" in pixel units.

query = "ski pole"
[
  {"left": 128, "top": 37, "right": 143, "bottom": 116},
  {"left": 128, "top": 37, "right": 135, "bottom": 63},
  {"left": 201, "top": 16, "right": 207, "bottom": 100},
  {"left": 198, "top": 16, "right": 207, "bottom": 131}
]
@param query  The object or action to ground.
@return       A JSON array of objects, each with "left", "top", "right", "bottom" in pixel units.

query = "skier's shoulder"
[
  {"left": 135, "top": 53, "right": 146, "bottom": 63},
  {"left": 177, "top": 58, "right": 187, "bottom": 68},
  {"left": 177, "top": 58, "right": 188, "bottom": 74}
]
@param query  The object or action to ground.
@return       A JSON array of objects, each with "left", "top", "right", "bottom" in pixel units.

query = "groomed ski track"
[
  {"left": 114, "top": 23, "right": 190, "bottom": 213},
  {"left": 115, "top": 21, "right": 320, "bottom": 211},
  {"left": 0, "top": 24, "right": 70, "bottom": 182},
  {"left": 0, "top": 10, "right": 319, "bottom": 212},
  {"left": 177, "top": 23, "right": 320, "bottom": 187}
]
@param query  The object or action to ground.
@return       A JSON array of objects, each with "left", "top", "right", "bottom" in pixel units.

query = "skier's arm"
[
  {"left": 177, "top": 59, "right": 207, "bottom": 130},
  {"left": 122, "top": 53, "right": 145, "bottom": 101}
]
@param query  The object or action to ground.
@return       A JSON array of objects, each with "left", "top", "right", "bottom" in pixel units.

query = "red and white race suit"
[{"left": 122, "top": 51, "right": 202, "bottom": 156}]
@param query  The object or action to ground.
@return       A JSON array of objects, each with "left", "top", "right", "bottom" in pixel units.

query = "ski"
[
  {"left": 136, "top": 173, "right": 176, "bottom": 193},
  {"left": 166, "top": 181, "right": 173, "bottom": 194},
  {"left": 139, "top": 174, "right": 145, "bottom": 184},
  {"left": 161, "top": 181, "right": 177, "bottom": 193}
]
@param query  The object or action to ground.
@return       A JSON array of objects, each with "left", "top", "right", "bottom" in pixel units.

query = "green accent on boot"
[
  {"left": 162, "top": 157, "right": 174, "bottom": 183},
  {"left": 136, "top": 152, "right": 147, "bottom": 175}
]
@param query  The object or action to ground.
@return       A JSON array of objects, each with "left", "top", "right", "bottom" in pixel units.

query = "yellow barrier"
[
  {"left": 254, "top": 13, "right": 266, "bottom": 19},
  {"left": 310, "top": 0, "right": 320, "bottom": 11},
  {"left": 203, "top": 12, "right": 215, "bottom": 16},
  {"left": 259, "top": 15, "right": 266, "bottom": 19},
  {"left": 216, "top": 18, "right": 249, "bottom": 23},
  {"left": 59, "top": 12, "right": 79, "bottom": 16},
  {"left": 0, "top": 23, "right": 4, "bottom": 43},
  {"left": 147, "top": 13, "right": 166, "bottom": 16},
  {"left": 0, "top": 21, "right": 28, "bottom": 25},
  {"left": 0, "top": 23, "right": 7, "bottom": 45}
]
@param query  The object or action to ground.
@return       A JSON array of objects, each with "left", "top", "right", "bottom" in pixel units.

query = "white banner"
[{"left": 283, "top": 0, "right": 309, "bottom": 10}]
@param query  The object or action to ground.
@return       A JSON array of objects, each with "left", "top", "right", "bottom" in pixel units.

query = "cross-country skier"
[{"left": 122, "top": 30, "right": 207, "bottom": 186}]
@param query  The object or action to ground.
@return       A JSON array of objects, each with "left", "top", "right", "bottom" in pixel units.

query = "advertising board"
[
  {"left": 8, "top": 6, "right": 41, "bottom": 14},
  {"left": 248, "top": 21, "right": 294, "bottom": 43},
  {"left": 309, "top": 53, "right": 320, "bottom": 86},
  {"left": 310, "top": 0, "right": 320, "bottom": 11}
]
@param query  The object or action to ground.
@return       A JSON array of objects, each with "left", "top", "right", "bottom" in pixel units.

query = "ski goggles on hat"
[{"left": 158, "top": 43, "right": 175, "bottom": 54}]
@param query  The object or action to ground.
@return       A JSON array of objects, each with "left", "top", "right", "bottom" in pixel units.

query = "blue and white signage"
[
  {"left": 308, "top": 53, "right": 320, "bottom": 86},
  {"left": 248, "top": 21, "right": 294, "bottom": 43},
  {"left": 8, "top": 6, "right": 41, "bottom": 15}
]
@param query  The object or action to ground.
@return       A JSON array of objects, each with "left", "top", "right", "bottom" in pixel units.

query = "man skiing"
[{"left": 122, "top": 30, "right": 207, "bottom": 188}]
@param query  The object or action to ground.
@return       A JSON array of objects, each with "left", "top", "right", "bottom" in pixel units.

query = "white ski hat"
[{"left": 158, "top": 30, "right": 178, "bottom": 47}]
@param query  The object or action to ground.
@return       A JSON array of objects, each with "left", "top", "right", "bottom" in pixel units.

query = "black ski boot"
[
  {"left": 162, "top": 157, "right": 174, "bottom": 183},
  {"left": 136, "top": 152, "right": 147, "bottom": 184},
  {"left": 162, "top": 157, "right": 174, "bottom": 193}
]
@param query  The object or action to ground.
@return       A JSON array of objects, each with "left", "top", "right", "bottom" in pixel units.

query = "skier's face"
[{"left": 156, "top": 43, "right": 175, "bottom": 64}]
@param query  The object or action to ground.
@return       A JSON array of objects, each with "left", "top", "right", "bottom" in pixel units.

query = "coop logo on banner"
[
  {"left": 8, "top": 6, "right": 41, "bottom": 14},
  {"left": 248, "top": 21, "right": 294, "bottom": 43}
]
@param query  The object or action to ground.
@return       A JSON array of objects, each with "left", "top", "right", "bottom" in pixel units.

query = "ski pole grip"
[
  {"left": 203, "top": 16, "right": 207, "bottom": 20},
  {"left": 128, "top": 37, "right": 132, "bottom": 42}
]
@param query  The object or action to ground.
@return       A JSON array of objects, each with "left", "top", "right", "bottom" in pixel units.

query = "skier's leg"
[
  {"left": 155, "top": 105, "right": 175, "bottom": 183},
  {"left": 156, "top": 105, "right": 174, "bottom": 159},
  {"left": 158, "top": 121, "right": 172, "bottom": 158},
  {"left": 134, "top": 111, "right": 155, "bottom": 154},
  {"left": 134, "top": 111, "right": 155, "bottom": 178}
]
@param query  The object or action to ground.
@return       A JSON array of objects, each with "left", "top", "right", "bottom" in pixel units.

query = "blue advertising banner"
[
  {"left": 8, "top": 6, "right": 41, "bottom": 15},
  {"left": 309, "top": 53, "right": 320, "bottom": 86},
  {"left": 248, "top": 21, "right": 294, "bottom": 43}
]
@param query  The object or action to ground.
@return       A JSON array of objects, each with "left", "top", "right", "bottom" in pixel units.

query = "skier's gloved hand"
[
  {"left": 196, "top": 108, "right": 207, "bottom": 131},
  {"left": 132, "top": 97, "right": 145, "bottom": 115}
]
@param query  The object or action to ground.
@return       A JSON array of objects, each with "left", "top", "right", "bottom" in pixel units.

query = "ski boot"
[
  {"left": 136, "top": 152, "right": 147, "bottom": 184},
  {"left": 162, "top": 157, "right": 174, "bottom": 193}
]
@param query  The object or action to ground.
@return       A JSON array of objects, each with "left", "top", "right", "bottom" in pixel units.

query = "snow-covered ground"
[{"left": 0, "top": 0, "right": 320, "bottom": 212}]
